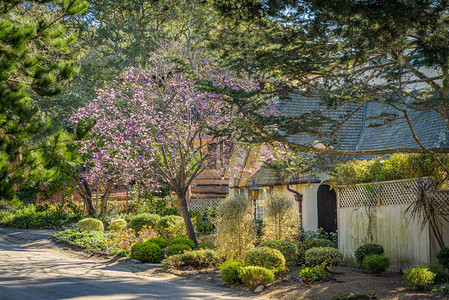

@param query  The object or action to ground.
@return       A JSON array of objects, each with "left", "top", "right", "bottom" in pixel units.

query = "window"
[{"left": 256, "top": 188, "right": 268, "bottom": 220}]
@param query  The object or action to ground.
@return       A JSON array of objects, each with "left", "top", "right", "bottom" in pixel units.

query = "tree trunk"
[
  {"left": 100, "top": 180, "right": 114, "bottom": 217},
  {"left": 176, "top": 193, "right": 198, "bottom": 248}
]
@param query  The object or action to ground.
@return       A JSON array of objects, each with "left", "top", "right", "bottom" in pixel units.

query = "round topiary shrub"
[
  {"left": 260, "top": 240, "right": 298, "bottom": 267},
  {"left": 305, "top": 247, "right": 343, "bottom": 267},
  {"left": 130, "top": 213, "right": 161, "bottom": 233},
  {"left": 171, "top": 237, "right": 195, "bottom": 249},
  {"left": 77, "top": 218, "right": 104, "bottom": 232},
  {"left": 162, "top": 249, "right": 223, "bottom": 269},
  {"left": 130, "top": 242, "right": 161, "bottom": 263},
  {"left": 244, "top": 246, "right": 286, "bottom": 273},
  {"left": 167, "top": 243, "right": 192, "bottom": 256},
  {"left": 109, "top": 219, "right": 127, "bottom": 231},
  {"left": 240, "top": 266, "right": 274, "bottom": 287},
  {"left": 157, "top": 215, "right": 186, "bottom": 240},
  {"left": 362, "top": 254, "right": 390, "bottom": 274},
  {"left": 298, "top": 238, "right": 335, "bottom": 263},
  {"left": 436, "top": 247, "right": 449, "bottom": 270},
  {"left": 145, "top": 237, "right": 168, "bottom": 249},
  {"left": 219, "top": 261, "right": 245, "bottom": 284},
  {"left": 404, "top": 266, "right": 436, "bottom": 290},
  {"left": 354, "top": 244, "right": 384, "bottom": 267}
]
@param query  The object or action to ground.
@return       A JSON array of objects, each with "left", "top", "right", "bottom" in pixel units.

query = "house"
[{"left": 228, "top": 93, "right": 448, "bottom": 233}]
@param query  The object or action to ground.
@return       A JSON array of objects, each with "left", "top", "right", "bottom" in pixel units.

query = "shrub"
[
  {"left": 403, "top": 266, "right": 436, "bottom": 290},
  {"left": 129, "top": 213, "right": 161, "bottom": 233},
  {"left": 244, "top": 247, "right": 286, "bottom": 273},
  {"left": 219, "top": 261, "right": 245, "bottom": 284},
  {"left": 193, "top": 208, "right": 216, "bottom": 235},
  {"left": 157, "top": 215, "right": 187, "bottom": 241},
  {"left": 110, "top": 219, "right": 127, "bottom": 231},
  {"left": 167, "top": 243, "right": 192, "bottom": 256},
  {"left": 298, "top": 238, "right": 335, "bottom": 264},
  {"left": 216, "top": 196, "right": 256, "bottom": 261},
  {"left": 305, "top": 247, "right": 343, "bottom": 267},
  {"left": 145, "top": 237, "right": 168, "bottom": 249},
  {"left": 300, "top": 263, "right": 327, "bottom": 283},
  {"left": 240, "top": 266, "right": 274, "bottom": 287},
  {"left": 260, "top": 240, "right": 298, "bottom": 267},
  {"left": 198, "top": 241, "right": 215, "bottom": 249},
  {"left": 262, "top": 194, "right": 300, "bottom": 242},
  {"left": 171, "top": 237, "right": 195, "bottom": 249},
  {"left": 427, "top": 262, "right": 449, "bottom": 283},
  {"left": 77, "top": 218, "right": 104, "bottom": 231},
  {"left": 130, "top": 242, "right": 161, "bottom": 263},
  {"left": 162, "top": 249, "right": 223, "bottom": 269},
  {"left": 362, "top": 254, "right": 390, "bottom": 274},
  {"left": 432, "top": 283, "right": 449, "bottom": 295},
  {"left": 354, "top": 244, "right": 384, "bottom": 267},
  {"left": 436, "top": 246, "right": 449, "bottom": 270}
]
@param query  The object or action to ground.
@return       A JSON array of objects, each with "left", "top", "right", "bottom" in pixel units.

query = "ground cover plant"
[
  {"left": 299, "top": 263, "right": 328, "bottom": 283},
  {"left": 52, "top": 229, "right": 116, "bottom": 253}
]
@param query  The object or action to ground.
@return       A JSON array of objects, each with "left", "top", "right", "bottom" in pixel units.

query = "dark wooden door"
[{"left": 317, "top": 184, "right": 337, "bottom": 233}]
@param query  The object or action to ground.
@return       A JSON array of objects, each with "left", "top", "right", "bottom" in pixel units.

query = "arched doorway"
[{"left": 317, "top": 184, "right": 337, "bottom": 233}]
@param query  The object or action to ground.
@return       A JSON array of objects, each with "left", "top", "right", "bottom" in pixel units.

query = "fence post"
[{"left": 126, "top": 187, "right": 129, "bottom": 213}]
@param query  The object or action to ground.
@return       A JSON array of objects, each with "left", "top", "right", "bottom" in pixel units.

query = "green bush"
[
  {"left": 129, "top": 213, "right": 161, "bottom": 233},
  {"left": 300, "top": 263, "right": 327, "bottom": 283},
  {"left": 432, "top": 283, "right": 449, "bottom": 295},
  {"left": 167, "top": 243, "right": 192, "bottom": 256},
  {"left": 362, "top": 254, "right": 390, "bottom": 274},
  {"left": 427, "top": 262, "right": 449, "bottom": 283},
  {"left": 162, "top": 249, "right": 223, "bottom": 269},
  {"left": 171, "top": 237, "right": 195, "bottom": 249},
  {"left": 240, "top": 266, "right": 274, "bottom": 287},
  {"left": 403, "top": 266, "right": 436, "bottom": 290},
  {"left": 436, "top": 246, "right": 449, "bottom": 270},
  {"left": 157, "top": 215, "right": 187, "bottom": 240},
  {"left": 355, "top": 244, "right": 384, "bottom": 267},
  {"left": 130, "top": 242, "right": 161, "bottom": 263},
  {"left": 219, "top": 261, "right": 245, "bottom": 284},
  {"left": 145, "top": 237, "right": 168, "bottom": 249},
  {"left": 198, "top": 241, "right": 215, "bottom": 249},
  {"left": 109, "top": 219, "right": 127, "bottom": 231},
  {"left": 193, "top": 208, "right": 216, "bottom": 235},
  {"left": 305, "top": 247, "right": 343, "bottom": 267},
  {"left": 78, "top": 218, "right": 104, "bottom": 231},
  {"left": 260, "top": 240, "right": 298, "bottom": 267},
  {"left": 244, "top": 246, "right": 286, "bottom": 273},
  {"left": 299, "top": 238, "right": 335, "bottom": 264}
]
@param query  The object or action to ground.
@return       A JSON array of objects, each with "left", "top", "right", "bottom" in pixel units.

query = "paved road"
[{"left": 0, "top": 228, "right": 260, "bottom": 300}]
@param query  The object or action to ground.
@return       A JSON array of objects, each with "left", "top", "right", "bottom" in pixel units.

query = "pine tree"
[{"left": 0, "top": 0, "right": 88, "bottom": 202}]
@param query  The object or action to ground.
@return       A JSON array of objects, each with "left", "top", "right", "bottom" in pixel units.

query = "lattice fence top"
[
  {"left": 338, "top": 178, "right": 434, "bottom": 208},
  {"left": 187, "top": 198, "right": 222, "bottom": 213}
]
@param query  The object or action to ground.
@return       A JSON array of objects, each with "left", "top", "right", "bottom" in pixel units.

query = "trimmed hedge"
[
  {"left": 355, "top": 244, "right": 384, "bottom": 267},
  {"left": 129, "top": 213, "right": 161, "bottom": 233},
  {"left": 240, "top": 266, "right": 274, "bottom": 287},
  {"left": 130, "top": 242, "right": 161, "bottom": 263},
  {"left": 110, "top": 219, "right": 127, "bottom": 231},
  {"left": 244, "top": 246, "right": 286, "bottom": 273},
  {"left": 219, "top": 261, "right": 245, "bottom": 284},
  {"left": 260, "top": 240, "right": 298, "bottom": 267},
  {"left": 145, "top": 237, "right": 168, "bottom": 249},
  {"left": 167, "top": 243, "right": 192, "bottom": 256},
  {"left": 305, "top": 247, "right": 343, "bottom": 267},
  {"left": 171, "top": 237, "right": 195, "bottom": 249},
  {"left": 78, "top": 218, "right": 104, "bottom": 232},
  {"left": 162, "top": 249, "right": 223, "bottom": 269},
  {"left": 362, "top": 254, "right": 390, "bottom": 274}
]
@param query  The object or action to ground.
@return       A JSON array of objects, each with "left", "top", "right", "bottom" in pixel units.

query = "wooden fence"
[{"left": 337, "top": 177, "right": 449, "bottom": 270}]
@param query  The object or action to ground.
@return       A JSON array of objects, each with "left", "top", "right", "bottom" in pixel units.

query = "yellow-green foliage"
[
  {"left": 331, "top": 154, "right": 449, "bottom": 187},
  {"left": 109, "top": 219, "right": 127, "bottom": 231},
  {"left": 244, "top": 246, "right": 286, "bottom": 273},
  {"left": 240, "top": 266, "right": 274, "bottom": 287},
  {"left": 404, "top": 266, "right": 436, "bottom": 290},
  {"left": 305, "top": 247, "right": 343, "bottom": 267},
  {"left": 262, "top": 194, "right": 300, "bottom": 242},
  {"left": 77, "top": 218, "right": 104, "bottom": 231},
  {"left": 216, "top": 196, "right": 256, "bottom": 261}
]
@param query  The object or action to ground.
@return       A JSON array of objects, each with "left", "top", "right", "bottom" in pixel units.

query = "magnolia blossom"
[{"left": 72, "top": 53, "right": 258, "bottom": 193}]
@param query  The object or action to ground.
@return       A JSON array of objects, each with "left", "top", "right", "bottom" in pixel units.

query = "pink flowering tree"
[{"left": 72, "top": 50, "right": 257, "bottom": 245}]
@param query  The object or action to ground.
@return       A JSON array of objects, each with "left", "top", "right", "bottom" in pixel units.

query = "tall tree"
[
  {"left": 0, "top": 0, "right": 88, "bottom": 202},
  {"left": 72, "top": 45, "right": 258, "bottom": 245},
  {"left": 209, "top": 0, "right": 449, "bottom": 160}
]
